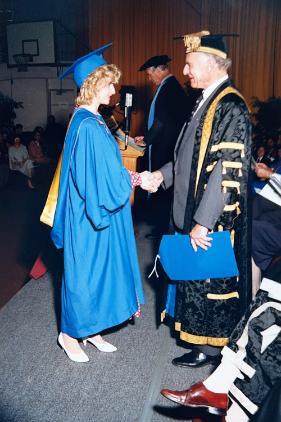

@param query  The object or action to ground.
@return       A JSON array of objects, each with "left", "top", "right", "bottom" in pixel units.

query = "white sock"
[
  {"left": 203, "top": 359, "right": 242, "bottom": 393},
  {"left": 226, "top": 401, "right": 249, "bottom": 422}
]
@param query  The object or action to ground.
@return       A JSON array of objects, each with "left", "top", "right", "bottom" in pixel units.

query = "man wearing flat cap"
[
  {"left": 136, "top": 55, "right": 190, "bottom": 238},
  {"left": 153, "top": 31, "right": 252, "bottom": 366}
]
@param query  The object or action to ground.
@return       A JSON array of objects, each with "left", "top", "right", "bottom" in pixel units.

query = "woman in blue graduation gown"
[{"left": 51, "top": 57, "right": 146, "bottom": 362}]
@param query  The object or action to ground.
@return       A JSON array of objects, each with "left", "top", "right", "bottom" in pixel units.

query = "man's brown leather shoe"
[{"left": 161, "top": 382, "right": 228, "bottom": 416}]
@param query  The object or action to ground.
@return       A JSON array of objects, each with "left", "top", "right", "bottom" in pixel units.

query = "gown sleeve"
[
  {"left": 196, "top": 98, "right": 251, "bottom": 230},
  {"left": 70, "top": 118, "right": 132, "bottom": 229}
]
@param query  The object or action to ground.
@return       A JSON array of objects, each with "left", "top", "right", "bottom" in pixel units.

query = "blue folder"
[{"left": 159, "top": 231, "right": 239, "bottom": 281}]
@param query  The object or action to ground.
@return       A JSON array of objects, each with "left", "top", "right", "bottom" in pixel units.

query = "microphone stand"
[
  {"left": 124, "top": 106, "right": 129, "bottom": 150},
  {"left": 124, "top": 93, "right": 133, "bottom": 150}
]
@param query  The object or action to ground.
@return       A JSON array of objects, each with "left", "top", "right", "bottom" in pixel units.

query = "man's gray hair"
[
  {"left": 156, "top": 64, "right": 169, "bottom": 71},
  {"left": 212, "top": 55, "right": 232, "bottom": 71}
]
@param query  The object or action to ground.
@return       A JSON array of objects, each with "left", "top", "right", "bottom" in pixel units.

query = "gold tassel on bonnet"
[{"left": 174, "top": 31, "right": 239, "bottom": 59}]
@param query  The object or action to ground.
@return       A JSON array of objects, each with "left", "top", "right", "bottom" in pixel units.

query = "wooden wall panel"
[
  {"left": 273, "top": 2, "right": 281, "bottom": 96},
  {"left": 201, "top": 0, "right": 280, "bottom": 104},
  {"left": 88, "top": 0, "right": 281, "bottom": 134}
]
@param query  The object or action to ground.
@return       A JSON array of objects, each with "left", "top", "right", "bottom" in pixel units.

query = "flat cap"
[{"left": 138, "top": 55, "right": 171, "bottom": 71}]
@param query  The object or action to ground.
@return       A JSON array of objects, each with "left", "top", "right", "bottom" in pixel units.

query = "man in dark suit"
[{"left": 135, "top": 55, "right": 191, "bottom": 238}]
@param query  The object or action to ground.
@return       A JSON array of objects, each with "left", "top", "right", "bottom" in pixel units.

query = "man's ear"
[{"left": 207, "top": 56, "right": 216, "bottom": 72}]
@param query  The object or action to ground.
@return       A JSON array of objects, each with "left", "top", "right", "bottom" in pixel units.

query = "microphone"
[{"left": 124, "top": 93, "right": 133, "bottom": 149}]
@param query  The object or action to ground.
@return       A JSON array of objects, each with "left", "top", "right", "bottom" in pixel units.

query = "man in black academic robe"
[
  {"left": 153, "top": 31, "right": 252, "bottom": 366},
  {"left": 136, "top": 55, "right": 192, "bottom": 237}
]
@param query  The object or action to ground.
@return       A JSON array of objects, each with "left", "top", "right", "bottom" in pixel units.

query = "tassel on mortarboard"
[{"left": 174, "top": 31, "right": 239, "bottom": 59}]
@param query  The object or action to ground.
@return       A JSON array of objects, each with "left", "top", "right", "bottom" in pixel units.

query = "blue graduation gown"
[{"left": 51, "top": 108, "right": 144, "bottom": 338}]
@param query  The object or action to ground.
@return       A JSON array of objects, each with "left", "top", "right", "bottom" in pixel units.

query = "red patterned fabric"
[{"left": 128, "top": 170, "right": 142, "bottom": 187}]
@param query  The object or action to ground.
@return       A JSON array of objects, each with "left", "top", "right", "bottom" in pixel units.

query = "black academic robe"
[
  {"left": 227, "top": 261, "right": 281, "bottom": 417},
  {"left": 144, "top": 75, "right": 190, "bottom": 170},
  {"left": 144, "top": 75, "right": 191, "bottom": 233},
  {"left": 163, "top": 80, "right": 252, "bottom": 346}
]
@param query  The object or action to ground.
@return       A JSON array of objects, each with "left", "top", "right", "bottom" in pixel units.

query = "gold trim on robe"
[
  {"left": 195, "top": 87, "right": 246, "bottom": 193},
  {"left": 175, "top": 322, "right": 229, "bottom": 346},
  {"left": 211, "top": 142, "right": 245, "bottom": 152},
  {"left": 207, "top": 292, "right": 239, "bottom": 300},
  {"left": 223, "top": 202, "right": 240, "bottom": 211}
]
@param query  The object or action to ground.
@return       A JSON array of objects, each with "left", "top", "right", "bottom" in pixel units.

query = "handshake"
[{"left": 140, "top": 170, "right": 164, "bottom": 193}]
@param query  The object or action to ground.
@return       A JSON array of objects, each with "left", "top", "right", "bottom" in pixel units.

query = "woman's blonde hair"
[{"left": 76, "top": 64, "right": 121, "bottom": 106}]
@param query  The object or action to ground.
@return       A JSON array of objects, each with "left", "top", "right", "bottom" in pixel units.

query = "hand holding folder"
[{"left": 158, "top": 231, "right": 239, "bottom": 281}]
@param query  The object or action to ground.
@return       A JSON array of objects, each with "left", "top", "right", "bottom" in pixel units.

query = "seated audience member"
[
  {"left": 28, "top": 129, "right": 50, "bottom": 164},
  {"left": 8, "top": 136, "right": 34, "bottom": 188},
  {"left": 161, "top": 260, "right": 281, "bottom": 422},
  {"left": 0, "top": 132, "right": 8, "bottom": 162},
  {"left": 251, "top": 162, "right": 281, "bottom": 295},
  {"left": 254, "top": 145, "right": 271, "bottom": 166},
  {"left": 252, "top": 147, "right": 281, "bottom": 193},
  {"left": 13, "top": 123, "right": 30, "bottom": 146},
  {"left": 265, "top": 136, "right": 277, "bottom": 163},
  {"left": 1, "top": 130, "right": 12, "bottom": 149},
  {"left": 44, "top": 115, "right": 65, "bottom": 160},
  {"left": 33, "top": 125, "right": 44, "bottom": 134},
  {"left": 0, "top": 132, "right": 9, "bottom": 187},
  {"left": 14, "top": 123, "right": 23, "bottom": 138},
  {"left": 272, "top": 145, "right": 281, "bottom": 170}
]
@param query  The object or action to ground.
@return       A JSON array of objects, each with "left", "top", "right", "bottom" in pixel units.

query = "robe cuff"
[
  {"left": 260, "top": 278, "right": 281, "bottom": 302},
  {"left": 128, "top": 170, "right": 142, "bottom": 187},
  {"left": 221, "top": 346, "right": 256, "bottom": 378}
]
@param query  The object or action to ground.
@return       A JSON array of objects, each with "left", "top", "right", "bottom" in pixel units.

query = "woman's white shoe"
[
  {"left": 83, "top": 337, "right": 117, "bottom": 352},
  {"left": 58, "top": 333, "right": 89, "bottom": 363}
]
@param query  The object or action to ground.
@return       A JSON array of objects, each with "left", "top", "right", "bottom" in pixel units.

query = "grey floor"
[{"left": 0, "top": 221, "right": 214, "bottom": 422}]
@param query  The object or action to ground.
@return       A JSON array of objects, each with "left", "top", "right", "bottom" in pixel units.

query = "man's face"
[
  {"left": 145, "top": 67, "right": 163, "bottom": 86},
  {"left": 183, "top": 52, "right": 213, "bottom": 89}
]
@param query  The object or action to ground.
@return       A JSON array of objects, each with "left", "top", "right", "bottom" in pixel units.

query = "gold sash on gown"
[
  {"left": 40, "top": 152, "right": 63, "bottom": 227},
  {"left": 40, "top": 113, "right": 76, "bottom": 227}
]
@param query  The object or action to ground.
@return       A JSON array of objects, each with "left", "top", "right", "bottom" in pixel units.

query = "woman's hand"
[{"left": 134, "top": 136, "right": 146, "bottom": 147}]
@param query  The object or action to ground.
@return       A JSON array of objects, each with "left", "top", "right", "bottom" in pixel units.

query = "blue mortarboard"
[{"left": 59, "top": 42, "right": 112, "bottom": 88}]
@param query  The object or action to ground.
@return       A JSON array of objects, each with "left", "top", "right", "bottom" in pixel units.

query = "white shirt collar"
[
  {"left": 202, "top": 75, "right": 229, "bottom": 102},
  {"left": 193, "top": 75, "right": 229, "bottom": 116}
]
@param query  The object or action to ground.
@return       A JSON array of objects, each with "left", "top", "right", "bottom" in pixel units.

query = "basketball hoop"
[{"left": 13, "top": 53, "right": 33, "bottom": 71}]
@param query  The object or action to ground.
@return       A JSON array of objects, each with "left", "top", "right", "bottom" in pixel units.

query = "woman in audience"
[
  {"left": 8, "top": 136, "right": 34, "bottom": 188},
  {"left": 272, "top": 145, "right": 281, "bottom": 170},
  {"left": 0, "top": 132, "right": 9, "bottom": 187},
  {"left": 28, "top": 129, "right": 50, "bottom": 164},
  {"left": 0, "top": 132, "right": 8, "bottom": 162},
  {"left": 254, "top": 144, "right": 271, "bottom": 165},
  {"left": 265, "top": 136, "right": 277, "bottom": 163},
  {"left": 251, "top": 162, "right": 281, "bottom": 295}
]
